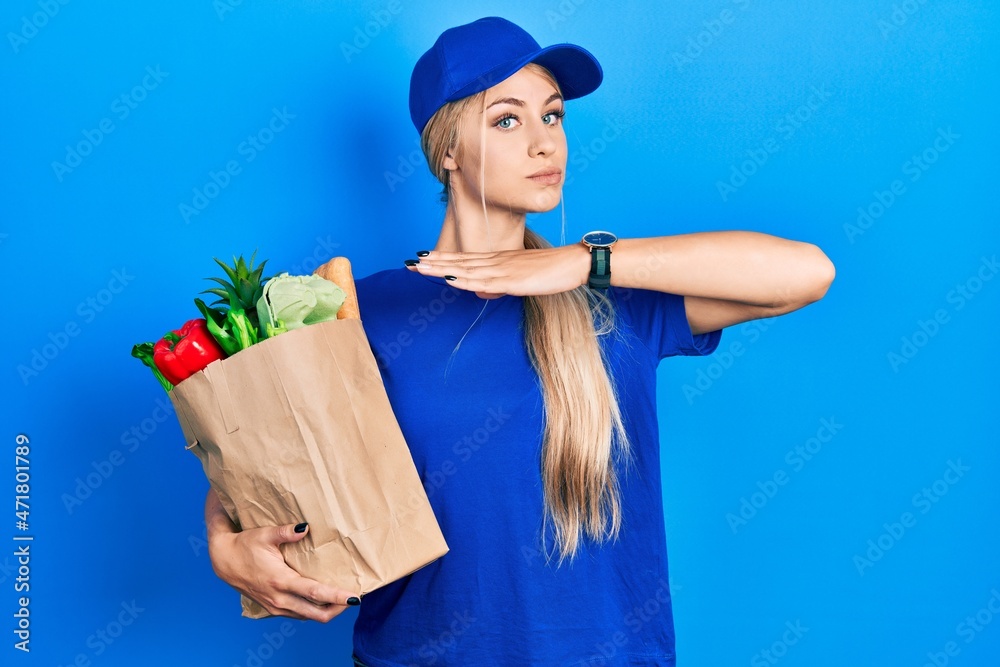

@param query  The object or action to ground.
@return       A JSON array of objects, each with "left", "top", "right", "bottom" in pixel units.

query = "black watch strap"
[{"left": 589, "top": 246, "right": 611, "bottom": 291}]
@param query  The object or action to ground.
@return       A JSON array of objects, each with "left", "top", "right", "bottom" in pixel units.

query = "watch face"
[{"left": 583, "top": 231, "right": 618, "bottom": 246}]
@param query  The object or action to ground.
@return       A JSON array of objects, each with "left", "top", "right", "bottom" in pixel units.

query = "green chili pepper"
[{"left": 131, "top": 342, "right": 174, "bottom": 393}]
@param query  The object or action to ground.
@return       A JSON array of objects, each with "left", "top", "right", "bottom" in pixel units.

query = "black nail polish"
[
  {"left": 416, "top": 250, "right": 430, "bottom": 257},
  {"left": 444, "top": 275, "right": 456, "bottom": 281},
  {"left": 294, "top": 522, "right": 308, "bottom": 533},
  {"left": 347, "top": 596, "right": 361, "bottom": 606},
  {"left": 404, "top": 259, "right": 419, "bottom": 266}
]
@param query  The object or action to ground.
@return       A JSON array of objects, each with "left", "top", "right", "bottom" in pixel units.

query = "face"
[{"left": 444, "top": 66, "right": 568, "bottom": 213}]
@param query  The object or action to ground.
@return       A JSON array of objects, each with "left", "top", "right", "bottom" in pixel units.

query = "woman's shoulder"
[
  {"left": 356, "top": 265, "right": 431, "bottom": 296},
  {"left": 355, "top": 266, "right": 403, "bottom": 290},
  {"left": 356, "top": 265, "right": 457, "bottom": 299},
  {"left": 354, "top": 266, "right": 446, "bottom": 320}
]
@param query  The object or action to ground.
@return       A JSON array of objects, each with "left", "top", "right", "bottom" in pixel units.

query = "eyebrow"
[{"left": 486, "top": 92, "right": 564, "bottom": 110}]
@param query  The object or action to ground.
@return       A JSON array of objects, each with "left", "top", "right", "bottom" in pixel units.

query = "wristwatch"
[{"left": 580, "top": 230, "right": 618, "bottom": 291}]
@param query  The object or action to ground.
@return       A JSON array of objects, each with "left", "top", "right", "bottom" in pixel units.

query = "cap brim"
[
  {"left": 448, "top": 43, "right": 603, "bottom": 104},
  {"left": 531, "top": 44, "right": 604, "bottom": 100}
]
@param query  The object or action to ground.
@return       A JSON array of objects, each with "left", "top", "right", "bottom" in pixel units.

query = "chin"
[{"left": 524, "top": 189, "right": 563, "bottom": 213}]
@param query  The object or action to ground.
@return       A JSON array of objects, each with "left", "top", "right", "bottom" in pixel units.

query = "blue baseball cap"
[{"left": 408, "top": 16, "right": 603, "bottom": 135}]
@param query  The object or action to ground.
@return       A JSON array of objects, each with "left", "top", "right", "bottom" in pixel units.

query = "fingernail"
[
  {"left": 404, "top": 259, "right": 420, "bottom": 267},
  {"left": 347, "top": 596, "right": 361, "bottom": 606},
  {"left": 416, "top": 250, "right": 430, "bottom": 257},
  {"left": 444, "top": 275, "right": 456, "bottom": 281},
  {"left": 294, "top": 522, "right": 308, "bottom": 533}
]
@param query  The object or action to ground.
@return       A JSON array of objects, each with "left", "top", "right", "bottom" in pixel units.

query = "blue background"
[{"left": 2, "top": 1, "right": 998, "bottom": 665}]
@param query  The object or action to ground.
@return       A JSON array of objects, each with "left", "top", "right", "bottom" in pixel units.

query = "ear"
[{"left": 442, "top": 149, "right": 459, "bottom": 172}]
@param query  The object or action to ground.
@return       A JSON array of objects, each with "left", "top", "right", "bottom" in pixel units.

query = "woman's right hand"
[{"left": 205, "top": 488, "right": 360, "bottom": 622}]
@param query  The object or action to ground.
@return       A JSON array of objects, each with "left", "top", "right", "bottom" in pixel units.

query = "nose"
[{"left": 527, "top": 118, "right": 559, "bottom": 157}]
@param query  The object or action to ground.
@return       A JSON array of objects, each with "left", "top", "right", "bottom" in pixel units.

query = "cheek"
[
  {"left": 483, "top": 144, "right": 509, "bottom": 170},
  {"left": 454, "top": 125, "right": 485, "bottom": 167},
  {"left": 477, "top": 145, "right": 521, "bottom": 185}
]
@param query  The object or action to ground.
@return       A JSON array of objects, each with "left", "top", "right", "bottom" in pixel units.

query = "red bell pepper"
[{"left": 152, "top": 318, "right": 226, "bottom": 385}]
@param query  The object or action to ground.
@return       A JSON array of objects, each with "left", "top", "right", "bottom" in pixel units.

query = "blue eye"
[
  {"left": 494, "top": 113, "right": 518, "bottom": 129},
  {"left": 543, "top": 110, "right": 566, "bottom": 125}
]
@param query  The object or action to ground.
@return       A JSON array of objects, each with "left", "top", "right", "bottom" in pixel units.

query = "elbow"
[
  {"left": 800, "top": 244, "right": 836, "bottom": 305},
  {"left": 771, "top": 244, "right": 835, "bottom": 313}
]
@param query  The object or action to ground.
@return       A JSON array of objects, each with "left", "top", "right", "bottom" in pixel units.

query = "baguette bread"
[{"left": 314, "top": 256, "right": 361, "bottom": 320}]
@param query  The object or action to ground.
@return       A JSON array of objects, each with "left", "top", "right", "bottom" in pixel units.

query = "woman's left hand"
[{"left": 405, "top": 245, "right": 591, "bottom": 299}]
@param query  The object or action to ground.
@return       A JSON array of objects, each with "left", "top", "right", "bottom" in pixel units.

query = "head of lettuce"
[{"left": 257, "top": 273, "right": 346, "bottom": 339}]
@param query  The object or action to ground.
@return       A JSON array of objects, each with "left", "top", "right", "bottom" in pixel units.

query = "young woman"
[{"left": 205, "top": 16, "right": 835, "bottom": 666}]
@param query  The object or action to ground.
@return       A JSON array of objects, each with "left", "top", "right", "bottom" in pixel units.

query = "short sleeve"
[{"left": 611, "top": 286, "right": 722, "bottom": 360}]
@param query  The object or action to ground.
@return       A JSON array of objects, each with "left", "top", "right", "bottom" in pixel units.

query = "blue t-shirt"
[{"left": 352, "top": 267, "right": 722, "bottom": 667}]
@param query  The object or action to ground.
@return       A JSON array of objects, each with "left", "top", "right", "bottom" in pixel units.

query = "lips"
[{"left": 527, "top": 168, "right": 562, "bottom": 185}]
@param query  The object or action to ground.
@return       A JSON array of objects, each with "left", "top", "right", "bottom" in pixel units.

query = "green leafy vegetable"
[{"left": 257, "top": 273, "right": 346, "bottom": 339}]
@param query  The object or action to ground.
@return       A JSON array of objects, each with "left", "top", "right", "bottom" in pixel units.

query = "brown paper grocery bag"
[{"left": 168, "top": 317, "right": 449, "bottom": 619}]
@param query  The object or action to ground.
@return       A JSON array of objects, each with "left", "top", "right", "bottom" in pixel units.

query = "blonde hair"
[{"left": 420, "top": 62, "right": 634, "bottom": 566}]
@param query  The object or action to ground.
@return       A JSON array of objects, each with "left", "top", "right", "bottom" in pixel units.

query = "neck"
[{"left": 434, "top": 191, "right": 527, "bottom": 253}]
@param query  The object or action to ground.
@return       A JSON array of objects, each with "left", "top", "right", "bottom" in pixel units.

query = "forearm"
[
  {"left": 609, "top": 231, "right": 834, "bottom": 308},
  {"left": 205, "top": 486, "right": 238, "bottom": 546}
]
